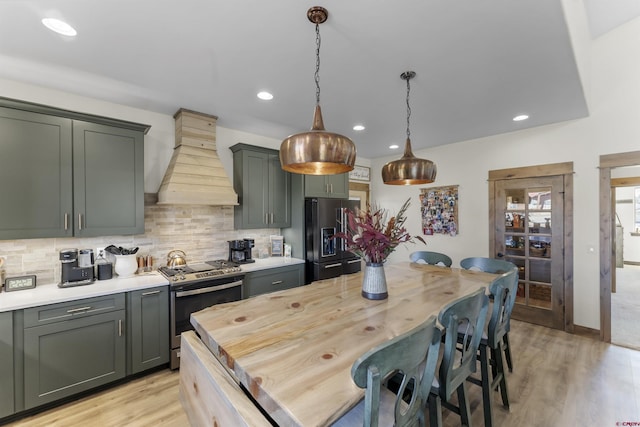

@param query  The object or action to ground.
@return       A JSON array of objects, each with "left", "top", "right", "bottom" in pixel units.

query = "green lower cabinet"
[
  {"left": 23, "top": 297, "right": 126, "bottom": 409},
  {"left": 244, "top": 264, "right": 304, "bottom": 298},
  {"left": 127, "top": 286, "right": 170, "bottom": 374},
  {"left": 0, "top": 311, "right": 14, "bottom": 418}
]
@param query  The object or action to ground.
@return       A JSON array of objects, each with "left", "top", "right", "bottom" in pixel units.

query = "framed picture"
[
  {"left": 349, "top": 165, "right": 370, "bottom": 182},
  {"left": 419, "top": 185, "right": 459, "bottom": 236}
]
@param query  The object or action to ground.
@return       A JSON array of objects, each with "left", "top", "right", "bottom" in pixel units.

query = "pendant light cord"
[
  {"left": 315, "top": 23, "right": 321, "bottom": 106},
  {"left": 406, "top": 76, "right": 411, "bottom": 140}
]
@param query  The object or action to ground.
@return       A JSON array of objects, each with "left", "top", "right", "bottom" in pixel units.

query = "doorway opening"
[
  {"left": 348, "top": 181, "right": 370, "bottom": 211},
  {"left": 599, "top": 150, "right": 640, "bottom": 343},
  {"left": 608, "top": 170, "right": 640, "bottom": 350}
]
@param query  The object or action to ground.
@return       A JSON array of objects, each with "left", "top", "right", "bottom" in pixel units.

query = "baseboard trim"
[{"left": 573, "top": 325, "right": 600, "bottom": 340}]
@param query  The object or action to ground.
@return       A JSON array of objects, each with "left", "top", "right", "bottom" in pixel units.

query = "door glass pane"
[
  {"left": 505, "top": 235, "right": 525, "bottom": 256},
  {"left": 505, "top": 257, "right": 525, "bottom": 280},
  {"left": 516, "top": 283, "right": 526, "bottom": 304},
  {"left": 528, "top": 188, "right": 552, "bottom": 234},
  {"left": 529, "top": 236, "right": 551, "bottom": 258},
  {"left": 529, "top": 284, "right": 552, "bottom": 309},
  {"left": 506, "top": 213, "right": 525, "bottom": 230},
  {"left": 506, "top": 189, "right": 526, "bottom": 209},
  {"left": 528, "top": 213, "right": 551, "bottom": 234},
  {"left": 529, "top": 259, "right": 551, "bottom": 283}
]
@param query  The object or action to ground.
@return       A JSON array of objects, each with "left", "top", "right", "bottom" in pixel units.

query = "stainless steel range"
[{"left": 159, "top": 260, "right": 244, "bottom": 369}]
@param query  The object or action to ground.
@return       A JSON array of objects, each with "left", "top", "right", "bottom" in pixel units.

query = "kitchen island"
[{"left": 181, "top": 262, "right": 498, "bottom": 426}]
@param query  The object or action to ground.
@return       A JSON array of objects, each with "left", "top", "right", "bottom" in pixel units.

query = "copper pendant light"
[
  {"left": 381, "top": 71, "right": 437, "bottom": 185},
  {"left": 279, "top": 6, "right": 356, "bottom": 175}
]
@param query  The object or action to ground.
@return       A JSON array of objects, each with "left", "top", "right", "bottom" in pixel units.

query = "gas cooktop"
[{"left": 159, "top": 260, "right": 242, "bottom": 282}]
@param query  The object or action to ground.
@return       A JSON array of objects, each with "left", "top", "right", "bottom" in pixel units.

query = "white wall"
[{"left": 371, "top": 15, "right": 640, "bottom": 330}]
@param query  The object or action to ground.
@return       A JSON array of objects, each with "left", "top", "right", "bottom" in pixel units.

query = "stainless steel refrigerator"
[{"left": 305, "top": 197, "right": 362, "bottom": 283}]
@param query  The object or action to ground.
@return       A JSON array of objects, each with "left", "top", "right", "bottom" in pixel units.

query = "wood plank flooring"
[
  {"left": 5, "top": 319, "right": 640, "bottom": 426},
  {"left": 612, "top": 265, "right": 640, "bottom": 350}
]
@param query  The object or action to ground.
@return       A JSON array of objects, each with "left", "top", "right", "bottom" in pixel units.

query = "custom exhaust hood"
[{"left": 157, "top": 109, "right": 238, "bottom": 206}]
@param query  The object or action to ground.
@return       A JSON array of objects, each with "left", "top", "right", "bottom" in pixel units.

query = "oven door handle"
[{"left": 175, "top": 280, "right": 243, "bottom": 297}]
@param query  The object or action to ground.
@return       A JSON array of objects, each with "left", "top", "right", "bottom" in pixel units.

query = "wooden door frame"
[
  {"left": 599, "top": 151, "right": 640, "bottom": 342},
  {"left": 489, "top": 162, "right": 574, "bottom": 332}
]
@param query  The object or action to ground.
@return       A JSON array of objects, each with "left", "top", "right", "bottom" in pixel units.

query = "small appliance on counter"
[
  {"left": 96, "top": 251, "right": 113, "bottom": 281},
  {"left": 228, "top": 239, "right": 255, "bottom": 264},
  {"left": 59, "top": 248, "right": 95, "bottom": 288}
]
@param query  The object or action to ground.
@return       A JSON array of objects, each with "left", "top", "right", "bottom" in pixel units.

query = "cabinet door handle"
[
  {"left": 270, "top": 213, "right": 274, "bottom": 224},
  {"left": 326, "top": 183, "right": 329, "bottom": 193},
  {"left": 271, "top": 280, "right": 283, "bottom": 285},
  {"left": 142, "top": 290, "right": 160, "bottom": 296},
  {"left": 330, "top": 184, "right": 333, "bottom": 193},
  {"left": 67, "top": 306, "right": 92, "bottom": 314},
  {"left": 118, "top": 319, "right": 123, "bottom": 337},
  {"left": 265, "top": 213, "right": 269, "bottom": 224},
  {"left": 64, "top": 213, "right": 69, "bottom": 230},
  {"left": 78, "top": 213, "right": 83, "bottom": 230}
]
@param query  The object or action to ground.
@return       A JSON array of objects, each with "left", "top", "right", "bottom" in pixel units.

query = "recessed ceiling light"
[
  {"left": 389, "top": 144, "right": 399, "bottom": 150},
  {"left": 353, "top": 125, "right": 365, "bottom": 131},
  {"left": 513, "top": 114, "right": 529, "bottom": 122},
  {"left": 257, "top": 91, "right": 273, "bottom": 101},
  {"left": 42, "top": 18, "right": 77, "bottom": 36}
]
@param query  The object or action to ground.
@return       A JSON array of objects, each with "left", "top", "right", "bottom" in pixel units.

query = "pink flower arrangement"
[{"left": 337, "top": 198, "right": 425, "bottom": 264}]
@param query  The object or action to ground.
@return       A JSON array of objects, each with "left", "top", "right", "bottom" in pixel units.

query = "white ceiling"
[{"left": 0, "top": 1, "right": 637, "bottom": 159}]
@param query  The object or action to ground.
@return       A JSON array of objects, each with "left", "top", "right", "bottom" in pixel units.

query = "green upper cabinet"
[
  {"left": 0, "top": 107, "right": 73, "bottom": 239},
  {"left": 73, "top": 121, "right": 144, "bottom": 237},
  {"left": 304, "top": 173, "right": 349, "bottom": 199},
  {"left": 231, "top": 143, "right": 291, "bottom": 229},
  {"left": 0, "top": 98, "right": 147, "bottom": 240}
]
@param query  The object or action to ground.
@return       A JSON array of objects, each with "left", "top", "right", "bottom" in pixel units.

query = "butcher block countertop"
[{"left": 187, "top": 262, "right": 498, "bottom": 426}]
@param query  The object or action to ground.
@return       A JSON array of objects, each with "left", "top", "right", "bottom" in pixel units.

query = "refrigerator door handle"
[{"left": 324, "top": 263, "right": 342, "bottom": 269}]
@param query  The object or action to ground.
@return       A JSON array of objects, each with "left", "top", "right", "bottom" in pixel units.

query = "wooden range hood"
[{"left": 157, "top": 109, "right": 238, "bottom": 206}]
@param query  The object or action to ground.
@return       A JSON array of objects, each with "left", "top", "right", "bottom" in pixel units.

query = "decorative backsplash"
[{"left": 0, "top": 198, "right": 281, "bottom": 285}]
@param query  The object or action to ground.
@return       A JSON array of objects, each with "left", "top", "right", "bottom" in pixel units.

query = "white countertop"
[
  {"left": 239, "top": 256, "right": 305, "bottom": 272},
  {"left": 0, "top": 257, "right": 305, "bottom": 312},
  {"left": 0, "top": 272, "right": 170, "bottom": 312}
]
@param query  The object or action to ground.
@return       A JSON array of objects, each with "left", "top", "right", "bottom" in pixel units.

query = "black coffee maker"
[
  {"left": 228, "top": 239, "right": 255, "bottom": 264},
  {"left": 59, "top": 248, "right": 95, "bottom": 288}
]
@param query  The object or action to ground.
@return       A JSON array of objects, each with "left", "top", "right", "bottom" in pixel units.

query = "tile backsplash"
[{"left": 0, "top": 201, "right": 281, "bottom": 285}]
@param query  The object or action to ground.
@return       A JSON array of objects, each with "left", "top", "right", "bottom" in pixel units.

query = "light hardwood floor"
[
  {"left": 5, "top": 319, "right": 640, "bottom": 426},
  {"left": 612, "top": 264, "right": 640, "bottom": 350}
]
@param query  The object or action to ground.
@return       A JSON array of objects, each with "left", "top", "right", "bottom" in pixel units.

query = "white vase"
[
  {"left": 361, "top": 263, "right": 388, "bottom": 300},
  {"left": 114, "top": 254, "right": 137, "bottom": 278}
]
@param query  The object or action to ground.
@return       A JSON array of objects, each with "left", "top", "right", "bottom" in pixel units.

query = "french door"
[{"left": 492, "top": 173, "right": 569, "bottom": 330}]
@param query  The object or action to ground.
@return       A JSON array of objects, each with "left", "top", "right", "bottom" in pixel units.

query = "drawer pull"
[
  {"left": 347, "top": 259, "right": 361, "bottom": 264},
  {"left": 271, "top": 280, "right": 283, "bottom": 285},
  {"left": 142, "top": 290, "right": 161, "bottom": 296},
  {"left": 67, "top": 306, "right": 92, "bottom": 314},
  {"left": 324, "top": 263, "right": 342, "bottom": 269}
]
